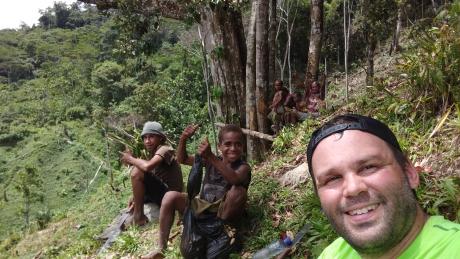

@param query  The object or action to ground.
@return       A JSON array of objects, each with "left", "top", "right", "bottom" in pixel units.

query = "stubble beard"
[{"left": 325, "top": 179, "right": 418, "bottom": 256}]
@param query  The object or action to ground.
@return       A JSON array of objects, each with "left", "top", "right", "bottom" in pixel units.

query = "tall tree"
[
  {"left": 199, "top": 5, "right": 247, "bottom": 126},
  {"left": 246, "top": 0, "right": 259, "bottom": 161},
  {"left": 305, "top": 0, "right": 324, "bottom": 83},
  {"left": 356, "top": 0, "right": 397, "bottom": 85},
  {"left": 268, "top": 0, "right": 277, "bottom": 85},
  {"left": 14, "top": 166, "right": 44, "bottom": 228},
  {"left": 390, "top": 0, "right": 405, "bottom": 55},
  {"left": 256, "top": 0, "right": 270, "bottom": 154},
  {"left": 343, "top": 0, "right": 352, "bottom": 102}
]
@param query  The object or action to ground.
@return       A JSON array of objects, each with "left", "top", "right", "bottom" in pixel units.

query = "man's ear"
[{"left": 405, "top": 161, "right": 420, "bottom": 189}]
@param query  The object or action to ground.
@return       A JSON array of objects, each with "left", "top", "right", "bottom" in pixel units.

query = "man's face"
[
  {"left": 218, "top": 131, "right": 243, "bottom": 163},
  {"left": 311, "top": 82, "right": 320, "bottom": 93},
  {"left": 274, "top": 81, "right": 282, "bottom": 91},
  {"left": 311, "top": 130, "right": 419, "bottom": 254},
  {"left": 142, "top": 133, "right": 163, "bottom": 152}
]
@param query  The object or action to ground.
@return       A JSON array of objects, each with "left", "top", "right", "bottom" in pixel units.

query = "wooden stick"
[{"left": 215, "top": 123, "right": 275, "bottom": 142}]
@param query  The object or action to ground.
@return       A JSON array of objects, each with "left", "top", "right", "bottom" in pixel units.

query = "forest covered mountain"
[{"left": 1, "top": 0, "right": 459, "bottom": 258}]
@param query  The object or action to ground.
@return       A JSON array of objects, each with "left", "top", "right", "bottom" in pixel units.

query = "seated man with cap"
[
  {"left": 121, "top": 121, "right": 183, "bottom": 227},
  {"left": 305, "top": 114, "right": 460, "bottom": 258}
]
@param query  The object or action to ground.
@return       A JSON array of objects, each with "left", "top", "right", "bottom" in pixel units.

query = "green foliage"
[
  {"left": 116, "top": 43, "right": 208, "bottom": 140},
  {"left": 272, "top": 126, "right": 296, "bottom": 154},
  {"left": 0, "top": 231, "right": 21, "bottom": 255},
  {"left": 354, "top": 0, "right": 397, "bottom": 42},
  {"left": 14, "top": 165, "right": 44, "bottom": 227},
  {"left": 417, "top": 174, "right": 460, "bottom": 222},
  {"left": 91, "top": 61, "right": 131, "bottom": 107},
  {"left": 36, "top": 209, "right": 52, "bottom": 230},
  {"left": 38, "top": 2, "right": 106, "bottom": 29},
  {"left": 398, "top": 12, "right": 460, "bottom": 114},
  {"left": 111, "top": 0, "right": 183, "bottom": 59},
  {"left": 113, "top": 228, "right": 141, "bottom": 254}
]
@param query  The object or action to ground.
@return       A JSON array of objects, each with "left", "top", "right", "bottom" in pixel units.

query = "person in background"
[
  {"left": 268, "top": 79, "right": 290, "bottom": 133},
  {"left": 304, "top": 81, "right": 323, "bottom": 116}
]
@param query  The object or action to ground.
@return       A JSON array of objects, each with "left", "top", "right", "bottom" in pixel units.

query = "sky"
[{"left": 0, "top": 0, "right": 76, "bottom": 29}]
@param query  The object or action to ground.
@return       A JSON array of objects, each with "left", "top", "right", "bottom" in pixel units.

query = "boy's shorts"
[{"left": 144, "top": 172, "right": 168, "bottom": 206}]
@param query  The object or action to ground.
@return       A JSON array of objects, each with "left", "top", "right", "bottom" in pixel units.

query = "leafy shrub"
[
  {"left": 0, "top": 132, "right": 23, "bottom": 146},
  {"left": 0, "top": 232, "right": 21, "bottom": 254},
  {"left": 398, "top": 3, "right": 460, "bottom": 115},
  {"left": 65, "top": 106, "right": 88, "bottom": 120},
  {"left": 36, "top": 209, "right": 52, "bottom": 229},
  {"left": 272, "top": 126, "right": 296, "bottom": 154}
]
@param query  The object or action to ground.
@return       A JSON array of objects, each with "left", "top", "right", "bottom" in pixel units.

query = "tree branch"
[{"left": 78, "top": 0, "right": 188, "bottom": 20}]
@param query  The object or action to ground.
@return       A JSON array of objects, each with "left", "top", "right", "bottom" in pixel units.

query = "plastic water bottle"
[{"left": 252, "top": 236, "right": 293, "bottom": 259}]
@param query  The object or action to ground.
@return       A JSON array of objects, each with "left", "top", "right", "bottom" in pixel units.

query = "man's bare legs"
[
  {"left": 142, "top": 191, "right": 187, "bottom": 259},
  {"left": 127, "top": 167, "right": 149, "bottom": 226}
]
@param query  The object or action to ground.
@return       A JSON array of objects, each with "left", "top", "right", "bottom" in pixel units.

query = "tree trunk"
[
  {"left": 391, "top": 2, "right": 403, "bottom": 54},
  {"left": 199, "top": 4, "right": 247, "bottom": 126},
  {"left": 431, "top": 0, "right": 438, "bottom": 13},
  {"left": 343, "top": 0, "right": 352, "bottom": 103},
  {"left": 268, "top": 0, "right": 277, "bottom": 85},
  {"left": 366, "top": 40, "right": 376, "bottom": 86},
  {"left": 25, "top": 195, "right": 30, "bottom": 227},
  {"left": 246, "top": 0, "right": 259, "bottom": 161},
  {"left": 305, "top": 0, "right": 324, "bottom": 82},
  {"left": 255, "top": 0, "right": 270, "bottom": 154}
]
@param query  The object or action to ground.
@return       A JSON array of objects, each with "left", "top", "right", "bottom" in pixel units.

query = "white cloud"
[{"left": 0, "top": 0, "right": 77, "bottom": 29}]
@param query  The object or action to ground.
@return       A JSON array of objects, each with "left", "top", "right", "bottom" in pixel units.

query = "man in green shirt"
[{"left": 304, "top": 114, "right": 460, "bottom": 258}]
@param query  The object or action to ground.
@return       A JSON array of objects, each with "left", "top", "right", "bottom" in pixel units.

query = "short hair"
[
  {"left": 306, "top": 114, "right": 408, "bottom": 191},
  {"left": 218, "top": 124, "right": 243, "bottom": 144}
]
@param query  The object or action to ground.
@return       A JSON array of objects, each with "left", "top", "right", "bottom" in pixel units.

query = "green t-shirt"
[{"left": 318, "top": 216, "right": 460, "bottom": 259}]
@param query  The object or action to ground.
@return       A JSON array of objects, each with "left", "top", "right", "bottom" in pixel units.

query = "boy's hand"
[
  {"left": 120, "top": 147, "right": 133, "bottom": 165},
  {"left": 181, "top": 124, "right": 199, "bottom": 140},
  {"left": 198, "top": 137, "right": 213, "bottom": 159},
  {"left": 127, "top": 196, "right": 134, "bottom": 213}
]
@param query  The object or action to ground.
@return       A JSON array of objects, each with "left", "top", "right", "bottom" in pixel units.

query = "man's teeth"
[{"left": 349, "top": 204, "right": 378, "bottom": 216}]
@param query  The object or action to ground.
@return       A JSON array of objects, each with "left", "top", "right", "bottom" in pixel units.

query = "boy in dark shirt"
[{"left": 142, "top": 124, "right": 251, "bottom": 259}]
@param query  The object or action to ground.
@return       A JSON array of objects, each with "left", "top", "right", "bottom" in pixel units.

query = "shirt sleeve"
[{"left": 155, "top": 145, "right": 175, "bottom": 165}]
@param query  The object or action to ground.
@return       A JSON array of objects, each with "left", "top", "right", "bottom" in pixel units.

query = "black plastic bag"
[
  {"left": 187, "top": 155, "right": 204, "bottom": 199},
  {"left": 180, "top": 207, "right": 206, "bottom": 258},
  {"left": 200, "top": 216, "right": 232, "bottom": 259},
  {"left": 181, "top": 154, "right": 206, "bottom": 258},
  {"left": 180, "top": 155, "right": 233, "bottom": 259}
]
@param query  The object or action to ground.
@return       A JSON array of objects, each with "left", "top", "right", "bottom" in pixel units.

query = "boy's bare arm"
[
  {"left": 120, "top": 149, "right": 164, "bottom": 172},
  {"left": 177, "top": 124, "right": 199, "bottom": 166}
]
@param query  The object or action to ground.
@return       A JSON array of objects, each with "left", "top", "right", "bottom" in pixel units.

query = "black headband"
[{"left": 306, "top": 114, "right": 402, "bottom": 180}]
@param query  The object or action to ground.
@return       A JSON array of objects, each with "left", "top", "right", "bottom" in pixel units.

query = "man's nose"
[{"left": 343, "top": 173, "right": 367, "bottom": 197}]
